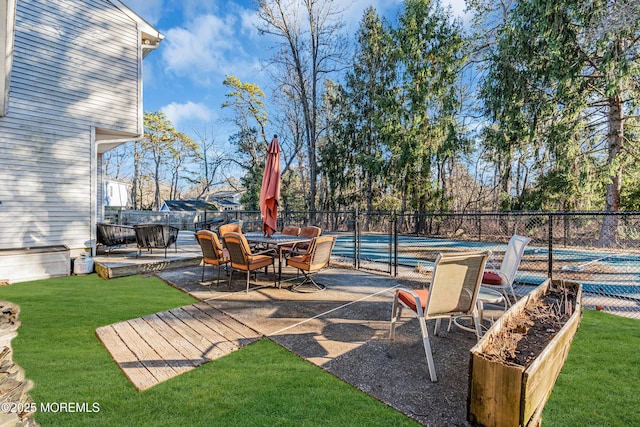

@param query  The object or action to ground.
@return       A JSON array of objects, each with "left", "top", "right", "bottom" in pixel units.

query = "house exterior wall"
[{"left": 0, "top": 0, "right": 151, "bottom": 281}]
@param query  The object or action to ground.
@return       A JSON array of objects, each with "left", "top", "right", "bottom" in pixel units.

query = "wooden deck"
[
  {"left": 93, "top": 231, "right": 203, "bottom": 279},
  {"left": 96, "top": 301, "right": 262, "bottom": 390}
]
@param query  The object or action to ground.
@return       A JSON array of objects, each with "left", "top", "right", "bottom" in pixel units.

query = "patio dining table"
[{"left": 242, "top": 232, "right": 312, "bottom": 285}]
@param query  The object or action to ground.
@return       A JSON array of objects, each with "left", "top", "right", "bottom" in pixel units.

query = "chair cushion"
[
  {"left": 207, "top": 248, "right": 230, "bottom": 265},
  {"left": 482, "top": 271, "right": 506, "bottom": 286},
  {"left": 246, "top": 254, "right": 273, "bottom": 270},
  {"left": 398, "top": 289, "right": 430, "bottom": 312},
  {"left": 287, "top": 254, "right": 312, "bottom": 270},
  {"left": 204, "top": 256, "right": 229, "bottom": 265}
]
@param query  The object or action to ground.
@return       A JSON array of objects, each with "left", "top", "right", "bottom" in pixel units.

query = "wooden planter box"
[
  {"left": 468, "top": 279, "right": 582, "bottom": 427},
  {"left": 0, "top": 245, "right": 70, "bottom": 284}
]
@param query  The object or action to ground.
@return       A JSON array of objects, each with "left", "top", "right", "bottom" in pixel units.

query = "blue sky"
[{"left": 123, "top": 0, "right": 468, "bottom": 139}]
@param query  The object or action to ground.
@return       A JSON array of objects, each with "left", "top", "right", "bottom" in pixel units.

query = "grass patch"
[
  {"left": 0, "top": 274, "right": 418, "bottom": 426},
  {"left": 543, "top": 309, "right": 640, "bottom": 426}
]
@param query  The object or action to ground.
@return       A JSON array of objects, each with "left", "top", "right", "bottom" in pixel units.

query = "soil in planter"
[{"left": 482, "top": 284, "right": 578, "bottom": 367}]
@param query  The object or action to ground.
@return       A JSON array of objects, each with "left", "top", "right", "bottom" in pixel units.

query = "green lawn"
[
  {"left": 0, "top": 274, "right": 418, "bottom": 427},
  {"left": 0, "top": 274, "right": 637, "bottom": 426},
  {"left": 543, "top": 308, "right": 640, "bottom": 426}
]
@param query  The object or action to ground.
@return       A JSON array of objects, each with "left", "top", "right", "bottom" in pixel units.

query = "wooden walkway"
[{"left": 96, "top": 301, "right": 262, "bottom": 390}]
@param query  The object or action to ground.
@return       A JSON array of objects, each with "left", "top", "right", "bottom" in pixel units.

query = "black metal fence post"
[
  {"left": 393, "top": 211, "right": 399, "bottom": 277},
  {"left": 354, "top": 208, "right": 359, "bottom": 269},
  {"left": 548, "top": 213, "right": 553, "bottom": 279},
  {"left": 387, "top": 214, "right": 392, "bottom": 275}
]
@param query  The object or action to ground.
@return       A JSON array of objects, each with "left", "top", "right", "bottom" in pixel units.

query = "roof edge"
[{"left": 108, "top": 0, "right": 164, "bottom": 48}]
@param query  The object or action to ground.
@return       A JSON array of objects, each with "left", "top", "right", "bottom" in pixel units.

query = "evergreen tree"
[
  {"left": 475, "top": 0, "right": 640, "bottom": 244},
  {"left": 393, "top": 0, "right": 468, "bottom": 212},
  {"left": 321, "top": 7, "right": 397, "bottom": 213}
]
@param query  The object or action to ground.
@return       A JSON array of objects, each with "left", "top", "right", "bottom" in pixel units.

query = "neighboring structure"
[
  {"left": 207, "top": 190, "right": 244, "bottom": 211},
  {"left": 0, "top": 0, "right": 162, "bottom": 282},
  {"left": 160, "top": 200, "right": 218, "bottom": 212},
  {"left": 104, "top": 179, "right": 131, "bottom": 208}
]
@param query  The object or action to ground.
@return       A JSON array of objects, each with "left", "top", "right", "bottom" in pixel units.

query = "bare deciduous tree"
[
  {"left": 190, "top": 122, "right": 227, "bottom": 199},
  {"left": 257, "top": 0, "right": 348, "bottom": 213}
]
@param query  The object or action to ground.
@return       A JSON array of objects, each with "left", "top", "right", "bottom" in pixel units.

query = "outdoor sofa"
[
  {"left": 134, "top": 224, "right": 179, "bottom": 257},
  {"left": 96, "top": 223, "right": 137, "bottom": 255}
]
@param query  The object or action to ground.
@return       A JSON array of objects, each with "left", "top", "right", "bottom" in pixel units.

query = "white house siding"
[{"left": 0, "top": 0, "right": 144, "bottom": 280}]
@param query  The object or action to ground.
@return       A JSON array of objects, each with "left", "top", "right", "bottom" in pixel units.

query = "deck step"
[
  {"left": 94, "top": 256, "right": 202, "bottom": 279},
  {"left": 93, "top": 233, "right": 203, "bottom": 279}
]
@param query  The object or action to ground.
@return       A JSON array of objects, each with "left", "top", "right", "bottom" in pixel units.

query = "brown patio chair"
[
  {"left": 276, "top": 225, "right": 301, "bottom": 253},
  {"left": 224, "top": 232, "right": 276, "bottom": 293},
  {"left": 286, "top": 225, "right": 321, "bottom": 256},
  {"left": 218, "top": 222, "right": 242, "bottom": 237},
  {"left": 195, "top": 230, "right": 230, "bottom": 286},
  {"left": 389, "top": 251, "right": 491, "bottom": 382},
  {"left": 281, "top": 225, "right": 301, "bottom": 236},
  {"left": 286, "top": 235, "right": 336, "bottom": 292},
  {"left": 300, "top": 225, "right": 321, "bottom": 239}
]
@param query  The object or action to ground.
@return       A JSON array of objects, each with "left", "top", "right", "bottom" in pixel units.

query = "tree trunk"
[
  {"left": 598, "top": 96, "right": 624, "bottom": 246},
  {"left": 308, "top": 129, "right": 317, "bottom": 215},
  {"left": 154, "top": 159, "right": 161, "bottom": 211},
  {"left": 132, "top": 142, "right": 140, "bottom": 210},
  {"left": 501, "top": 152, "right": 512, "bottom": 205}
]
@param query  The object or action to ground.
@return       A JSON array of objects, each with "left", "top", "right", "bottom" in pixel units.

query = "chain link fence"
[
  {"left": 387, "top": 212, "right": 640, "bottom": 320},
  {"left": 110, "top": 209, "right": 640, "bottom": 319}
]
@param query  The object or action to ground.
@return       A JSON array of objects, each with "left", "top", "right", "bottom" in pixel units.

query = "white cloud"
[
  {"left": 122, "top": 0, "right": 164, "bottom": 26},
  {"left": 160, "top": 0, "right": 219, "bottom": 20},
  {"left": 161, "top": 14, "right": 234, "bottom": 79},
  {"left": 142, "top": 57, "right": 159, "bottom": 88},
  {"left": 441, "top": 0, "right": 471, "bottom": 23},
  {"left": 448, "top": 0, "right": 467, "bottom": 15},
  {"left": 238, "top": 7, "right": 263, "bottom": 41},
  {"left": 160, "top": 12, "right": 263, "bottom": 85},
  {"left": 162, "top": 101, "right": 213, "bottom": 128}
]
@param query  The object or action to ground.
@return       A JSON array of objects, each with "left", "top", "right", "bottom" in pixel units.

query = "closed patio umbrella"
[{"left": 259, "top": 135, "right": 281, "bottom": 236}]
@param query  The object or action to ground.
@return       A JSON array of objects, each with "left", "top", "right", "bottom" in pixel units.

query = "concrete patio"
[{"left": 94, "top": 231, "right": 506, "bottom": 426}]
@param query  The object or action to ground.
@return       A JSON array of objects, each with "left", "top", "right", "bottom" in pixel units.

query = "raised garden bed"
[{"left": 468, "top": 279, "right": 582, "bottom": 427}]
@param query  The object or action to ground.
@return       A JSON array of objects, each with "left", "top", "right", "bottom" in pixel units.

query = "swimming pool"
[{"left": 332, "top": 234, "right": 640, "bottom": 299}]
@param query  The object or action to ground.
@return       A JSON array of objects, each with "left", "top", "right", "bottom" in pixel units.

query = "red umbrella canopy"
[{"left": 259, "top": 136, "right": 281, "bottom": 236}]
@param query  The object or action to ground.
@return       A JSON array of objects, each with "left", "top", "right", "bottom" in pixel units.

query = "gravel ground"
[
  {"left": 302, "top": 322, "right": 477, "bottom": 426},
  {"left": 247, "top": 307, "right": 480, "bottom": 426}
]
